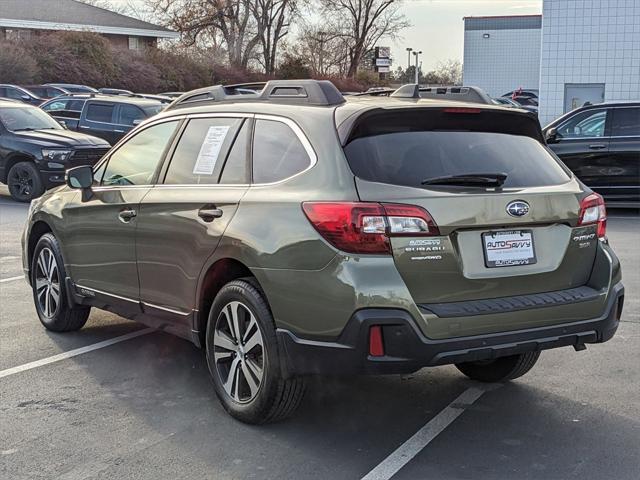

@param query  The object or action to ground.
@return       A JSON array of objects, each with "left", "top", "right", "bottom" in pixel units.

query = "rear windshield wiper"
[{"left": 421, "top": 173, "right": 508, "bottom": 187}]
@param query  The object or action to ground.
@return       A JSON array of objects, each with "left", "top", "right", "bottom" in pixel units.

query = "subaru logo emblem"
[{"left": 506, "top": 200, "right": 530, "bottom": 217}]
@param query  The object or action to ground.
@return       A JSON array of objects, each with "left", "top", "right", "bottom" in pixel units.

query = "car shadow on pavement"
[{"left": 23, "top": 327, "right": 472, "bottom": 479}]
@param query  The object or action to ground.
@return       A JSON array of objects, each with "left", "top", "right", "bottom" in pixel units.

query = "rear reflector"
[
  {"left": 578, "top": 193, "right": 607, "bottom": 238},
  {"left": 302, "top": 202, "right": 439, "bottom": 254},
  {"left": 369, "top": 326, "right": 384, "bottom": 357}
]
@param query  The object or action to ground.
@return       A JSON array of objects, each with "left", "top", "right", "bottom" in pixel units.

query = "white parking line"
[
  {"left": 0, "top": 328, "right": 155, "bottom": 379},
  {"left": 361, "top": 386, "right": 492, "bottom": 480},
  {"left": 0, "top": 275, "right": 23, "bottom": 284}
]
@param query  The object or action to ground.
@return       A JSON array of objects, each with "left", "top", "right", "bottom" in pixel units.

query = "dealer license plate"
[{"left": 482, "top": 230, "right": 537, "bottom": 268}]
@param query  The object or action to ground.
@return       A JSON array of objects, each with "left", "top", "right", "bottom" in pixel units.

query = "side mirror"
[
  {"left": 132, "top": 119, "right": 142, "bottom": 126},
  {"left": 545, "top": 127, "right": 559, "bottom": 144},
  {"left": 21, "top": 95, "right": 30, "bottom": 101},
  {"left": 66, "top": 165, "right": 93, "bottom": 190},
  {"left": 58, "top": 120, "right": 68, "bottom": 129}
]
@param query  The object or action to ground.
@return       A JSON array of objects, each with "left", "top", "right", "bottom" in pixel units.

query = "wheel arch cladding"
[
  {"left": 28, "top": 221, "right": 53, "bottom": 272},
  {"left": 196, "top": 257, "right": 267, "bottom": 346}
]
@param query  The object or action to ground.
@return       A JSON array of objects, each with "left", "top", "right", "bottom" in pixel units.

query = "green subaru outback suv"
[{"left": 22, "top": 81, "right": 624, "bottom": 423}]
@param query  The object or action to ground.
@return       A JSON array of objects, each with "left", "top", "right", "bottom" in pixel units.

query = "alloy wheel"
[
  {"left": 213, "top": 301, "right": 265, "bottom": 403},
  {"left": 35, "top": 248, "right": 60, "bottom": 319},
  {"left": 8, "top": 165, "right": 34, "bottom": 199}
]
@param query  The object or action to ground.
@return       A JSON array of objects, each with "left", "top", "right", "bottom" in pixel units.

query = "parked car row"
[
  {"left": 0, "top": 81, "right": 637, "bottom": 207},
  {"left": 0, "top": 83, "right": 180, "bottom": 105},
  {"left": 41, "top": 94, "right": 165, "bottom": 144}
]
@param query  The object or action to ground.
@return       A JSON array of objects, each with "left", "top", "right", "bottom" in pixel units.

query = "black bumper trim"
[
  {"left": 277, "top": 283, "right": 624, "bottom": 376},
  {"left": 419, "top": 286, "right": 602, "bottom": 318}
]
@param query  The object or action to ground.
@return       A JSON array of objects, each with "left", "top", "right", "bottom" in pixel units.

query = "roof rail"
[
  {"left": 65, "top": 93, "right": 96, "bottom": 98},
  {"left": 391, "top": 84, "right": 494, "bottom": 104},
  {"left": 166, "top": 80, "right": 346, "bottom": 110},
  {"left": 351, "top": 88, "right": 396, "bottom": 97}
]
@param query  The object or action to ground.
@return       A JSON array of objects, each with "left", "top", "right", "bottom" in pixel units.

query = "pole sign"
[{"left": 374, "top": 46, "right": 392, "bottom": 78}]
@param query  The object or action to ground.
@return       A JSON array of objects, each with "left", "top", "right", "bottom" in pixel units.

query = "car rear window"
[{"left": 343, "top": 110, "right": 571, "bottom": 189}]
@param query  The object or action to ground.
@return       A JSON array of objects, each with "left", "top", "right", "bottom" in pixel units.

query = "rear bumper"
[{"left": 277, "top": 282, "right": 624, "bottom": 376}]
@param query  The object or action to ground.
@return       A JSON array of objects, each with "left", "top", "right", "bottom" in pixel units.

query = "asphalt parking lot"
[{"left": 1, "top": 185, "right": 639, "bottom": 480}]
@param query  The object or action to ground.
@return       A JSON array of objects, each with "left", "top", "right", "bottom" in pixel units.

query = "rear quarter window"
[
  {"left": 252, "top": 119, "right": 312, "bottom": 183},
  {"left": 344, "top": 109, "right": 571, "bottom": 189}
]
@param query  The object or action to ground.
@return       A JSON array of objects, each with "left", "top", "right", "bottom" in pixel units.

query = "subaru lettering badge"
[{"left": 506, "top": 200, "right": 530, "bottom": 217}]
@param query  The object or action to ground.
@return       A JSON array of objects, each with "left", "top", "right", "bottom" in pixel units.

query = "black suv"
[
  {"left": 544, "top": 102, "right": 640, "bottom": 207},
  {"left": 40, "top": 94, "right": 164, "bottom": 144},
  {"left": 0, "top": 99, "right": 110, "bottom": 201}
]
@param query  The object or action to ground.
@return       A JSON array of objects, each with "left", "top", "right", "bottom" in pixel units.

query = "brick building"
[{"left": 0, "top": 0, "right": 178, "bottom": 50}]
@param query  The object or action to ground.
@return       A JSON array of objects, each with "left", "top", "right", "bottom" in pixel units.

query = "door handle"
[
  {"left": 198, "top": 206, "right": 223, "bottom": 222},
  {"left": 118, "top": 208, "right": 137, "bottom": 223},
  {"left": 589, "top": 144, "right": 606, "bottom": 150},
  {"left": 114, "top": 129, "right": 125, "bottom": 133}
]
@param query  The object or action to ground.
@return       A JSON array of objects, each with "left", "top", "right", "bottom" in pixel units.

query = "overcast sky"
[{"left": 111, "top": 0, "right": 542, "bottom": 71}]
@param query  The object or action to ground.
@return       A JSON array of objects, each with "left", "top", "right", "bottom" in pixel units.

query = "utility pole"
[{"left": 412, "top": 50, "right": 422, "bottom": 84}]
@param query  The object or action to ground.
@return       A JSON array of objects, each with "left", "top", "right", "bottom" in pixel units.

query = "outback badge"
[{"left": 506, "top": 200, "right": 530, "bottom": 217}]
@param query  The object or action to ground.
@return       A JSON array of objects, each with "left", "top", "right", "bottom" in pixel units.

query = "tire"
[
  {"left": 7, "top": 161, "right": 45, "bottom": 202},
  {"left": 205, "top": 279, "right": 305, "bottom": 424},
  {"left": 31, "top": 233, "right": 90, "bottom": 332},
  {"left": 455, "top": 351, "right": 540, "bottom": 383}
]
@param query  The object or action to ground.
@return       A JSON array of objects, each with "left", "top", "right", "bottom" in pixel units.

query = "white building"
[
  {"left": 539, "top": 0, "right": 640, "bottom": 125},
  {"left": 463, "top": 0, "right": 640, "bottom": 126},
  {"left": 463, "top": 15, "right": 542, "bottom": 98}
]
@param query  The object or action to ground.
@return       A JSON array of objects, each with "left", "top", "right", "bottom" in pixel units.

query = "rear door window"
[
  {"left": 164, "top": 117, "right": 242, "bottom": 185},
  {"left": 252, "top": 119, "right": 312, "bottom": 183},
  {"left": 86, "top": 103, "right": 115, "bottom": 123},
  {"left": 343, "top": 110, "right": 571, "bottom": 189},
  {"left": 611, "top": 108, "right": 640, "bottom": 137},
  {"left": 220, "top": 120, "right": 251, "bottom": 184}
]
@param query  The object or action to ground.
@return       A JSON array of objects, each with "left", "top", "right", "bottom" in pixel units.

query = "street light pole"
[
  {"left": 412, "top": 51, "right": 422, "bottom": 84},
  {"left": 406, "top": 47, "right": 413, "bottom": 69}
]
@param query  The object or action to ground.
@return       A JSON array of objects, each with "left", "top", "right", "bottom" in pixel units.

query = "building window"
[{"left": 128, "top": 36, "right": 140, "bottom": 50}]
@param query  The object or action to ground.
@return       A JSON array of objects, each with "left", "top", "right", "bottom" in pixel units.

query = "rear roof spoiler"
[
  {"left": 391, "top": 84, "right": 494, "bottom": 105},
  {"left": 166, "top": 80, "right": 346, "bottom": 110}
]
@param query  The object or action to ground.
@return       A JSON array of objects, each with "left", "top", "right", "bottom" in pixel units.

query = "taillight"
[
  {"left": 578, "top": 193, "right": 607, "bottom": 238},
  {"left": 302, "top": 202, "right": 439, "bottom": 254}
]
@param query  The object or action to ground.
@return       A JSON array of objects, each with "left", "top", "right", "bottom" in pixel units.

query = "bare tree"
[
  {"left": 251, "top": 0, "right": 296, "bottom": 75},
  {"left": 285, "top": 24, "right": 349, "bottom": 76},
  {"left": 319, "top": 0, "right": 409, "bottom": 78},
  {"left": 424, "top": 59, "right": 462, "bottom": 85},
  {"left": 148, "top": 0, "right": 261, "bottom": 69}
]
